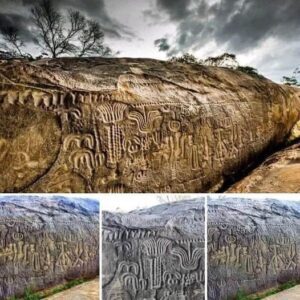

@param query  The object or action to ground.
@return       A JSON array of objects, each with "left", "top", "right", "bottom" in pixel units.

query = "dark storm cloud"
[
  {"left": 154, "top": 38, "right": 170, "bottom": 51},
  {"left": 0, "top": 0, "right": 132, "bottom": 41},
  {"left": 153, "top": 0, "right": 300, "bottom": 55},
  {"left": 51, "top": 0, "right": 129, "bottom": 38},
  {"left": 156, "top": 0, "right": 192, "bottom": 21},
  {"left": 0, "top": 13, "right": 35, "bottom": 42}
]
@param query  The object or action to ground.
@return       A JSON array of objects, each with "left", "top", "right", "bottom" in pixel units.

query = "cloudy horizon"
[{"left": 0, "top": 0, "right": 299, "bottom": 82}]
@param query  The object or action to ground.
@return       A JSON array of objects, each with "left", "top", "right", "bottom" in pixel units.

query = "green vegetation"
[
  {"left": 236, "top": 289, "right": 249, "bottom": 300},
  {"left": 169, "top": 53, "right": 199, "bottom": 64},
  {"left": 235, "top": 280, "right": 298, "bottom": 300},
  {"left": 282, "top": 67, "right": 300, "bottom": 86},
  {"left": 49, "top": 279, "right": 85, "bottom": 295},
  {"left": 24, "top": 289, "right": 41, "bottom": 300},
  {"left": 8, "top": 278, "right": 87, "bottom": 300},
  {"left": 237, "top": 66, "right": 264, "bottom": 79},
  {"left": 169, "top": 52, "right": 264, "bottom": 78}
]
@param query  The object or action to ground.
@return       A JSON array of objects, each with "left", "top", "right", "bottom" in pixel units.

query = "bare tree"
[
  {"left": 31, "top": 0, "right": 109, "bottom": 58},
  {"left": 78, "top": 21, "right": 107, "bottom": 57},
  {"left": 0, "top": 26, "right": 25, "bottom": 56}
]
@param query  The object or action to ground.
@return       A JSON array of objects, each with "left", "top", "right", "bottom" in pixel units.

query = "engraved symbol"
[
  {"left": 171, "top": 241, "right": 202, "bottom": 271},
  {"left": 56, "top": 242, "right": 72, "bottom": 270}
]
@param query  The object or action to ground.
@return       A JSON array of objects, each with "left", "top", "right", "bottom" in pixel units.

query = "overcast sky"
[{"left": 0, "top": 0, "right": 299, "bottom": 82}]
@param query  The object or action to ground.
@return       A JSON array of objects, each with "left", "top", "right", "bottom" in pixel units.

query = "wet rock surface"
[
  {"left": 0, "top": 58, "right": 299, "bottom": 193},
  {"left": 228, "top": 141, "right": 300, "bottom": 192},
  {"left": 208, "top": 197, "right": 300, "bottom": 300},
  {"left": 102, "top": 199, "right": 205, "bottom": 299},
  {"left": 0, "top": 196, "right": 99, "bottom": 299}
]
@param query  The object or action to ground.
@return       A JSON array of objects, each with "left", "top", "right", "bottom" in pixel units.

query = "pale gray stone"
[
  {"left": 208, "top": 197, "right": 300, "bottom": 299},
  {"left": 102, "top": 199, "right": 205, "bottom": 300},
  {"left": 0, "top": 196, "right": 99, "bottom": 299}
]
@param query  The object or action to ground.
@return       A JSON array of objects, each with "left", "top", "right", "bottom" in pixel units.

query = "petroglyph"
[
  {"left": 0, "top": 58, "right": 299, "bottom": 192},
  {"left": 0, "top": 196, "right": 99, "bottom": 299},
  {"left": 102, "top": 199, "right": 205, "bottom": 300},
  {"left": 208, "top": 197, "right": 300, "bottom": 300}
]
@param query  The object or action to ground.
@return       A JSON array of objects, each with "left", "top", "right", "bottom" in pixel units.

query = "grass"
[
  {"left": 43, "top": 278, "right": 85, "bottom": 296},
  {"left": 8, "top": 278, "right": 87, "bottom": 300},
  {"left": 235, "top": 280, "right": 299, "bottom": 300}
]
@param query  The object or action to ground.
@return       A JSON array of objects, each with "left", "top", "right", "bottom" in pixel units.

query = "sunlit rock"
[
  {"left": 0, "top": 58, "right": 299, "bottom": 192},
  {"left": 227, "top": 142, "right": 300, "bottom": 192}
]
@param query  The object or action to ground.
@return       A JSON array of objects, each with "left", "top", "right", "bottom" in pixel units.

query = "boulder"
[
  {"left": 227, "top": 141, "right": 300, "bottom": 192},
  {"left": 102, "top": 199, "right": 205, "bottom": 299},
  {"left": 208, "top": 197, "right": 300, "bottom": 300},
  {"left": 0, "top": 58, "right": 299, "bottom": 192},
  {"left": 0, "top": 195, "right": 99, "bottom": 299}
]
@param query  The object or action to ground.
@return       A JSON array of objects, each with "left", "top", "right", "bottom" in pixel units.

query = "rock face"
[
  {"left": 208, "top": 197, "right": 300, "bottom": 300},
  {"left": 0, "top": 196, "right": 99, "bottom": 299},
  {"left": 228, "top": 141, "right": 300, "bottom": 192},
  {"left": 102, "top": 199, "right": 205, "bottom": 299},
  {"left": 0, "top": 58, "right": 299, "bottom": 193}
]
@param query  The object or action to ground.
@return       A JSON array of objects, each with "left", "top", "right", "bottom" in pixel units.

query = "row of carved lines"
[
  {"left": 0, "top": 216, "right": 100, "bottom": 227},
  {"left": 0, "top": 85, "right": 255, "bottom": 106}
]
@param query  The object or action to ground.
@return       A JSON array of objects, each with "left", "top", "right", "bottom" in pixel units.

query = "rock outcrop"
[
  {"left": 102, "top": 199, "right": 205, "bottom": 299},
  {"left": 0, "top": 58, "right": 299, "bottom": 192},
  {"left": 0, "top": 196, "right": 99, "bottom": 299},
  {"left": 227, "top": 141, "right": 300, "bottom": 192},
  {"left": 208, "top": 197, "right": 300, "bottom": 300}
]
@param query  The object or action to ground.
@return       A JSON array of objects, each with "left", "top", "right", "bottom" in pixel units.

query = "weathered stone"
[
  {"left": 227, "top": 141, "right": 300, "bottom": 192},
  {"left": 102, "top": 199, "right": 205, "bottom": 299},
  {"left": 208, "top": 197, "right": 300, "bottom": 300},
  {"left": 289, "top": 120, "right": 300, "bottom": 142},
  {"left": 0, "top": 195, "right": 99, "bottom": 299},
  {"left": 0, "top": 58, "right": 299, "bottom": 192}
]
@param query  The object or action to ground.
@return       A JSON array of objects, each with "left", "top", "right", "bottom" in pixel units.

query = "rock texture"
[
  {"left": 208, "top": 197, "right": 300, "bottom": 300},
  {"left": 0, "top": 196, "right": 99, "bottom": 299},
  {"left": 102, "top": 199, "right": 205, "bottom": 299},
  {"left": 0, "top": 58, "right": 299, "bottom": 193},
  {"left": 228, "top": 141, "right": 300, "bottom": 192}
]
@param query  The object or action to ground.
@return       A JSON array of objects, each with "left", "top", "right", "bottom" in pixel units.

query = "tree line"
[{"left": 169, "top": 53, "right": 299, "bottom": 86}]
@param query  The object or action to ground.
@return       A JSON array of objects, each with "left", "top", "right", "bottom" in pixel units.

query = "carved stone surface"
[
  {"left": 208, "top": 197, "right": 300, "bottom": 300},
  {"left": 0, "top": 58, "right": 299, "bottom": 192},
  {"left": 0, "top": 195, "right": 99, "bottom": 299},
  {"left": 102, "top": 199, "right": 205, "bottom": 299},
  {"left": 228, "top": 141, "right": 300, "bottom": 192}
]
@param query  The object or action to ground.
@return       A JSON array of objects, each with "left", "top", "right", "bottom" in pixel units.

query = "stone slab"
[
  {"left": 228, "top": 142, "right": 300, "bottom": 192},
  {"left": 102, "top": 198, "right": 205, "bottom": 299},
  {"left": 208, "top": 197, "right": 300, "bottom": 300},
  {"left": 0, "top": 58, "right": 299, "bottom": 192},
  {"left": 0, "top": 196, "right": 99, "bottom": 299}
]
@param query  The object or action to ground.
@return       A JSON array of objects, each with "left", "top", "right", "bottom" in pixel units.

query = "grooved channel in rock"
[
  {"left": 0, "top": 195, "right": 99, "bottom": 299},
  {"left": 102, "top": 199, "right": 205, "bottom": 299},
  {"left": 0, "top": 58, "right": 299, "bottom": 192},
  {"left": 208, "top": 197, "right": 300, "bottom": 300}
]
